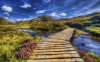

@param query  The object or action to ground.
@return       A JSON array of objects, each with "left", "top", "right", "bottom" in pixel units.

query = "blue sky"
[{"left": 0, "top": 0, "right": 100, "bottom": 21}]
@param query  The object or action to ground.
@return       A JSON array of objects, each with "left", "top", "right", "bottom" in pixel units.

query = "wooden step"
[
  {"left": 38, "top": 44, "right": 71, "bottom": 46},
  {"left": 37, "top": 44, "right": 73, "bottom": 48},
  {"left": 38, "top": 39, "right": 70, "bottom": 43},
  {"left": 34, "top": 48, "right": 75, "bottom": 52},
  {"left": 32, "top": 51, "right": 78, "bottom": 55},
  {"left": 37, "top": 45, "right": 73, "bottom": 49},
  {"left": 38, "top": 43, "right": 69, "bottom": 46},
  {"left": 38, "top": 42, "right": 70, "bottom": 44},
  {"left": 27, "top": 28, "right": 84, "bottom": 62},
  {"left": 36, "top": 46, "right": 73, "bottom": 50},
  {"left": 27, "top": 58, "right": 84, "bottom": 62},
  {"left": 30, "top": 54, "right": 80, "bottom": 59},
  {"left": 48, "top": 37, "right": 66, "bottom": 40}
]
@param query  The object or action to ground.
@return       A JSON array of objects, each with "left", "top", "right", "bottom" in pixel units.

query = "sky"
[{"left": 0, "top": 0, "right": 100, "bottom": 21}]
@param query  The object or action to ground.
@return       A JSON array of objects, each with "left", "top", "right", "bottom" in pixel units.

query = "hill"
[
  {"left": 65, "top": 12, "right": 100, "bottom": 37},
  {"left": 0, "top": 17, "right": 14, "bottom": 25}
]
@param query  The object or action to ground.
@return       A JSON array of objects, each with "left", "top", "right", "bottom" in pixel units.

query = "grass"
[
  {"left": 0, "top": 26, "right": 41, "bottom": 62},
  {"left": 85, "top": 26, "right": 100, "bottom": 34},
  {"left": 30, "top": 20, "right": 69, "bottom": 33},
  {"left": 78, "top": 50, "right": 100, "bottom": 62}
]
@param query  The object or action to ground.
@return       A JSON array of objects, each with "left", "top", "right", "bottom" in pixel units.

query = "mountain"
[
  {"left": 31, "top": 16, "right": 55, "bottom": 22},
  {"left": 0, "top": 17, "right": 14, "bottom": 25}
]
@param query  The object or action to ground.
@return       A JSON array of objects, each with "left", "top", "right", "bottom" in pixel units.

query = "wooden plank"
[
  {"left": 34, "top": 48, "right": 75, "bottom": 52},
  {"left": 38, "top": 41, "right": 70, "bottom": 44},
  {"left": 37, "top": 45, "right": 73, "bottom": 48},
  {"left": 36, "top": 47, "right": 73, "bottom": 50},
  {"left": 27, "top": 28, "right": 84, "bottom": 62},
  {"left": 32, "top": 51, "right": 78, "bottom": 55},
  {"left": 30, "top": 54, "right": 80, "bottom": 59},
  {"left": 37, "top": 44, "right": 72, "bottom": 46},
  {"left": 27, "top": 58, "right": 84, "bottom": 62}
]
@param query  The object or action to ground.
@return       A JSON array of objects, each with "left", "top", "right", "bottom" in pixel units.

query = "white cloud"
[
  {"left": 59, "top": 13, "right": 67, "bottom": 16},
  {"left": 5, "top": 17, "right": 8, "bottom": 19},
  {"left": 20, "top": 3, "right": 31, "bottom": 9},
  {"left": 50, "top": 13, "right": 57, "bottom": 16},
  {"left": 74, "top": 0, "right": 99, "bottom": 13},
  {"left": 72, "top": 7, "right": 100, "bottom": 17},
  {"left": 3, "top": 12, "right": 9, "bottom": 16},
  {"left": 2, "top": 6, "right": 13, "bottom": 12},
  {"left": 50, "top": 12, "right": 67, "bottom": 18},
  {"left": 36, "top": 10, "right": 46, "bottom": 14},
  {"left": 16, "top": 19, "right": 22, "bottom": 21}
]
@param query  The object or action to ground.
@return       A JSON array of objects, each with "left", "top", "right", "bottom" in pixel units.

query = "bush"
[
  {"left": 0, "top": 26, "right": 16, "bottom": 32},
  {"left": 0, "top": 27, "right": 35, "bottom": 62},
  {"left": 15, "top": 39, "right": 37, "bottom": 59},
  {"left": 77, "top": 49, "right": 100, "bottom": 62},
  {"left": 85, "top": 26, "right": 100, "bottom": 35}
]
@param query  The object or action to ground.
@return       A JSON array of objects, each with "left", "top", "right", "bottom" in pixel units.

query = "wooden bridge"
[{"left": 27, "top": 28, "right": 84, "bottom": 62}]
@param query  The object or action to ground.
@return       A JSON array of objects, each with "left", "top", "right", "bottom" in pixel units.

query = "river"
[
  {"left": 72, "top": 35, "right": 100, "bottom": 55},
  {"left": 18, "top": 29, "right": 52, "bottom": 37}
]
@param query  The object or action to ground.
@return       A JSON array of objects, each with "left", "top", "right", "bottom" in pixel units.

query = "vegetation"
[
  {"left": 85, "top": 26, "right": 100, "bottom": 34},
  {"left": 15, "top": 39, "right": 37, "bottom": 59},
  {"left": 0, "top": 12, "right": 100, "bottom": 62},
  {"left": 0, "top": 17, "right": 14, "bottom": 25},
  {"left": 78, "top": 50, "right": 100, "bottom": 62},
  {"left": 16, "top": 16, "right": 69, "bottom": 33},
  {"left": 66, "top": 12, "right": 100, "bottom": 37},
  {"left": 15, "top": 20, "right": 30, "bottom": 29},
  {"left": 0, "top": 26, "right": 40, "bottom": 62},
  {"left": 30, "top": 20, "right": 69, "bottom": 33}
]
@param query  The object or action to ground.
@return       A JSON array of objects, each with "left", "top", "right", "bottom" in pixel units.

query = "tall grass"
[
  {"left": 85, "top": 26, "right": 100, "bottom": 34},
  {"left": 0, "top": 26, "right": 40, "bottom": 62},
  {"left": 78, "top": 49, "right": 100, "bottom": 62}
]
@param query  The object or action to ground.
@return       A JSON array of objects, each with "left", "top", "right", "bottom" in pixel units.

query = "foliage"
[
  {"left": 0, "top": 26, "right": 16, "bottom": 32},
  {"left": 15, "top": 16, "right": 69, "bottom": 33},
  {"left": 65, "top": 13, "right": 100, "bottom": 38},
  {"left": 78, "top": 50, "right": 100, "bottom": 62},
  {"left": 15, "top": 20, "right": 30, "bottom": 29},
  {"left": 0, "top": 17, "right": 14, "bottom": 25},
  {"left": 30, "top": 17, "right": 69, "bottom": 33},
  {"left": 0, "top": 26, "right": 40, "bottom": 62},
  {"left": 85, "top": 26, "right": 100, "bottom": 34},
  {"left": 14, "top": 39, "right": 37, "bottom": 59}
]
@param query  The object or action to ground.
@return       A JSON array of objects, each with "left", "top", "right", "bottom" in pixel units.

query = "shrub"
[
  {"left": 0, "top": 26, "right": 16, "bottom": 32},
  {"left": 15, "top": 39, "right": 37, "bottom": 59},
  {"left": 77, "top": 49, "right": 100, "bottom": 62}
]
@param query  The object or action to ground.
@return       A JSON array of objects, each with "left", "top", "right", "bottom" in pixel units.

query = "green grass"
[
  {"left": 0, "top": 26, "right": 41, "bottom": 62},
  {"left": 85, "top": 26, "right": 100, "bottom": 34},
  {"left": 89, "top": 53, "right": 100, "bottom": 62},
  {"left": 81, "top": 52, "right": 100, "bottom": 62},
  {"left": 30, "top": 20, "right": 69, "bottom": 33}
]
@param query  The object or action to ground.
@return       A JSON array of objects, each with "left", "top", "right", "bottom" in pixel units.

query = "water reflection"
[
  {"left": 72, "top": 35, "right": 100, "bottom": 55},
  {"left": 18, "top": 29, "right": 52, "bottom": 37},
  {"left": 18, "top": 29, "right": 37, "bottom": 36}
]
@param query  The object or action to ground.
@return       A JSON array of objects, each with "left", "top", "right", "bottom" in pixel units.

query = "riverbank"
[
  {"left": 75, "top": 29, "right": 100, "bottom": 41},
  {"left": 0, "top": 26, "right": 42, "bottom": 62},
  {"left": 72, "top": 29, "right": 100, "bottom": 62}
]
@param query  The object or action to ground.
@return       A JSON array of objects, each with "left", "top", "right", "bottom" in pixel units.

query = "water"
[
  {"left": 18, "top": 29, "right": 37, "bottom": 36},
  {"left": 18, "top": 29, "right": 52, "bottom": 37},
  {"left": 72, "top": 35, "right": 100, "bottom": 55}
]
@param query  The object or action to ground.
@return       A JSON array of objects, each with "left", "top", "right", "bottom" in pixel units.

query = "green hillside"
[
  {"left": 0, "top": 17, "right": 14, "bottom": 25},
  {"left": 65, "top": 12, "right": 100, "bottom": 37}
]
